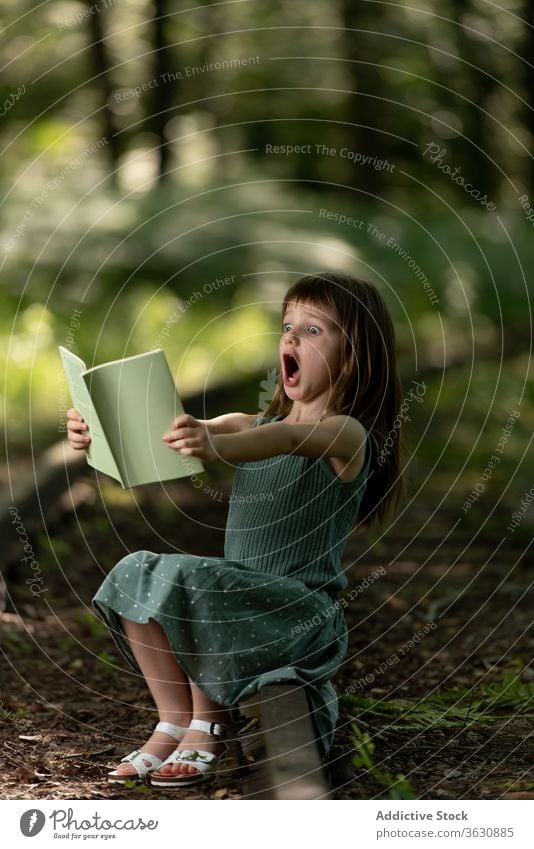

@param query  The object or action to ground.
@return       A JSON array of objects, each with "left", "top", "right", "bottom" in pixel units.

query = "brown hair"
[{"left": 262, "top": 271, "right": 405, "bottom": 531}]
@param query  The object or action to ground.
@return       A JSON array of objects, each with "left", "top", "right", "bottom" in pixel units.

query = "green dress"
[{"left": 92, "top": 414, "right": 373, "bottom": 757}]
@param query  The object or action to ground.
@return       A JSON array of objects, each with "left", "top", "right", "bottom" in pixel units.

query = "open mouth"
[{"left": 283, "top": 352, "right": 301, "bottom": 385}]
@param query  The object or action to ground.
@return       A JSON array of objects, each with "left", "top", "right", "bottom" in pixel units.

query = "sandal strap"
[
  {"left": 159, "top": 747, "right": 217, "bottom": 768},
  {"left": 175, "top": 749, "right": 217, "bottom": 774},
  {"left": 155, "top": 720, "right": 190, "bottom": 741},
  {"left": 119, "top": 749, "right": 163, "bottom": 773},
  {"left": 189, "top": 718, "right": 227, "bottom": 738},
  {"left": 109, "top": 724, "right": 190, "bottom": 779},
  {"left": 157, "top": 747, "right": 220, "bottom": 776}
]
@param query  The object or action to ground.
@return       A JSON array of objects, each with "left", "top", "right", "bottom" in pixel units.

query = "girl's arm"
[
  {"left": 198, "top": 413, "right": 257, "bottom": 435},
  {"left": 165, "top": 414, "right": 366, "bottom": 466},
  {"left": 214, "top": 417, "right": 366, "bottom": 464}
]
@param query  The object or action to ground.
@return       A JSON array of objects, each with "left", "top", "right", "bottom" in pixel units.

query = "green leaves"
[
  {"left": 341, "top": 669, "right": 534, "bottom": 733},
  {"left": 351, "top": 722, "right": 416, "bottom": 800}
]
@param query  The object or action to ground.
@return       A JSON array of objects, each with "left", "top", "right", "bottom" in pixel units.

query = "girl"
[{"left": 67, "top": 271, "right": 403, "bottom": 787}]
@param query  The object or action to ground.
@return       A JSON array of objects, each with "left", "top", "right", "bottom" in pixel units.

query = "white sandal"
[
  {"left": 149, "top": 719, "right": 232, "bottom": 787},
  {"left": 107, "top": 721, "right": 191, "bottom": 784}
]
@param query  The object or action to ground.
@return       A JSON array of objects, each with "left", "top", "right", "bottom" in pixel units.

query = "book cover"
[{"left": 59, "top": 346, "right": 204, "bottom": 487}]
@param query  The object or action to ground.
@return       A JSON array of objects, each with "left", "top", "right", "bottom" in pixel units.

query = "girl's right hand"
[{"left": 67, "top": 408, "right": 91, "bottom": 450}]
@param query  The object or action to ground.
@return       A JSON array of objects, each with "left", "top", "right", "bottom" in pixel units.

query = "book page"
[
  {"left": 82, "top": 349, "right": 203, "bottom": 488},
  {"left": 58, "top": 346, "right": 123, "bottom": 485}
]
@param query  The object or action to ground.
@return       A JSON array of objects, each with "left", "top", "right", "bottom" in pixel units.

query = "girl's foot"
[
  {"left": 114, "top": 717, "right": 192, "bottom": 778},
  {"left": 155, "top": 726, "right": 227, "bottom": 777}
]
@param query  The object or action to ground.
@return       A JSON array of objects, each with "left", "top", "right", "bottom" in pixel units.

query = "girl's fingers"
[
  {"left": 66, "top": 410, "right": 90, "bottom": 448},
  {"left": 171, "top": 414, "right": 194, "bottom": 430},
  {"left": 67, "top": 423, "right": 91, "bottom": 446},
  {"left": 69, "top": 438, "right": 91, "bottom": 450},
  {"left": 167, "top": 438, "right": 193, "bottom": 449},
  {"left": 163, "top": 425, "right": 196, "bottom": 441},
  {"left": 67, "top": 419, "right": 88, "bottom": 433},
  {"left": 68, "top": 429, "right": 89, "bottom": 440}
]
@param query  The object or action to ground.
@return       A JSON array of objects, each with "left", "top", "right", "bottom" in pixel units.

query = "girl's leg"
[
  {"left": 114, "top": 616, "right": 193, "bottom": 776},
  {"left": 157, "top": 680, "right": 233, "bottom": 777}
]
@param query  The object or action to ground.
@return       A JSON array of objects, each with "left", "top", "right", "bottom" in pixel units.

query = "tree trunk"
[
  {"left": 340, "top": 0, "right": 387, "bottom": 195},
  {"left": 152, "top": 0, "right": 173, "bottom": 183},
  {"left": 523, "top": 0, "right": 534, "bottom": 195},
  {"left": 449, "top": 0, "right": 498, "bottom": 201},
  {"left": 85, "top": 2, "right": 120, "bottom": 186}
]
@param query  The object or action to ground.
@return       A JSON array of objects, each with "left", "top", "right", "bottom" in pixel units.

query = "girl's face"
[{"left": 280, "top": 299, "right": 342, "bottom": 402}]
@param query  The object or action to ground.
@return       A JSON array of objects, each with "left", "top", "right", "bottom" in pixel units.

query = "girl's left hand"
[{"left": 162, "top": 414, "right": 218, "bottom": 463}]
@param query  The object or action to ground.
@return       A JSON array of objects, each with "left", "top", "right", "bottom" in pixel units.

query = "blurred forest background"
[{"left": 1, "top": 0, "right": 533, "bottom": 528}]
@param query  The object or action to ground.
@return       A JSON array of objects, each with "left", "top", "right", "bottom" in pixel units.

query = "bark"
[{"left": 85, "top": 2, "right": 121, "bottom": 186}]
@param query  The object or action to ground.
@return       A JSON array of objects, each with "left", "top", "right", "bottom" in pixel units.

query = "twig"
[{"left": 60, "top": 744, "right": 115, "bottom": 760}]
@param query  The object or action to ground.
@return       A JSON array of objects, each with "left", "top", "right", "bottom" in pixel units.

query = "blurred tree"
[
  {"left": 191, "top": 2, "right": 226, "bottom": 127},
  {"left": 340, "top": 0, "right": 388, "bottom": 196},
  {"left": 151, "top": 0, "right": 173, "bottom": 183},
  {"left": 85, "top": 1, "right": 121, "bottom": 186},
  {"left": 523, "top": 0, "right": 534, "bottom": 195},
  {"left": 449, "top": 0, "right": 498, "bottom": 199}
]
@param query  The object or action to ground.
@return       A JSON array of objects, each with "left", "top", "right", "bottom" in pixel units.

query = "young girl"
[{"left": 67, "top": 271, "right": 403, "bottom": 787}]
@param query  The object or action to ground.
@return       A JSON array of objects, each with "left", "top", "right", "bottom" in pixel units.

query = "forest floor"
[{"left": 1, "top": 468, "right": 533, "bottom": 800}]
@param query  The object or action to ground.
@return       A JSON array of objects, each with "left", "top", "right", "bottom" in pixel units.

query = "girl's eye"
[{"left": 281, "top": 323, "right": 321, "bottom": 334}]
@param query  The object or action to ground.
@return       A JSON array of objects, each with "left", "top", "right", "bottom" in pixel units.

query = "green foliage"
[
  {"left": 343, "top": 692, "right": 492, "bottom": 731},
  {"left": 439, "top": 670, "right": 534, "bottom": 717},
  {"left": 340, "top": 668, "right": 534, "bottom": 733},
  {"left": 1, "top": 1, "right": 532, "bottom": 536},
  {"left": 121, "top": 779, "right": 151, "bottom": 792},
  {"left": 1, "top": 629, "right": 34, "bottom": 656},
  {"left": 78, "top": 612, "right": 109, "bottom": 641},
  {"left": 344, "top": 669, "right": 533, "bottom": 798},
  {"left": 351, "top": 722, "right": 416, "bottom": 799},
  {"left": 3, "top": 192, "right": 533, "bottom": 459},
  {"left": 494, "top": 778, "right": 534, "bottom": 792},
  {"left": 0, "top": 0, "right": 530, "bottom": 201},
  {"left": 97, "top": 651, "right": 117, "bottom": 665},
  {"left": 35, "top": 535, "right": 74, "bottom": 562}
]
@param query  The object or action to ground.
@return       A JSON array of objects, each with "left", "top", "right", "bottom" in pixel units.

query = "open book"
[{"left": 59, "top": 346, "right": 204, "bottom": 488}]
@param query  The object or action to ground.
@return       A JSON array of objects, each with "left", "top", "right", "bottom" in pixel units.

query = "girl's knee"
[
  {"left": 111, "top": 550, "right": 148, "bottom": 573},
  {"left": 104, "top": 558, "right": 137, "bottom": 592}
]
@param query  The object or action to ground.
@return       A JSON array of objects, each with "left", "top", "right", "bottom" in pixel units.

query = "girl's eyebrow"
[{"left": 283, "top": 309, "right": 332, "bottom": 323}]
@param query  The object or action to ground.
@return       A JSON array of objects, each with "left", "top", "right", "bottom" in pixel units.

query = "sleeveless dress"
[{"left": 92, "top": 414, "right": 373, "bottom": 757}]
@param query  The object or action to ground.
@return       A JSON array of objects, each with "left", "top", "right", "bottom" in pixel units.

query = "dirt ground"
[{"left": 1, "top": 473, "right": 533, "bottom": 800}]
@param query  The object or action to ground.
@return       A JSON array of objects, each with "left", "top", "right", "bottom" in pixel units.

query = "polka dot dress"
[{"left": 92, "top": 415, "right": 372, "bottom": 757}]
